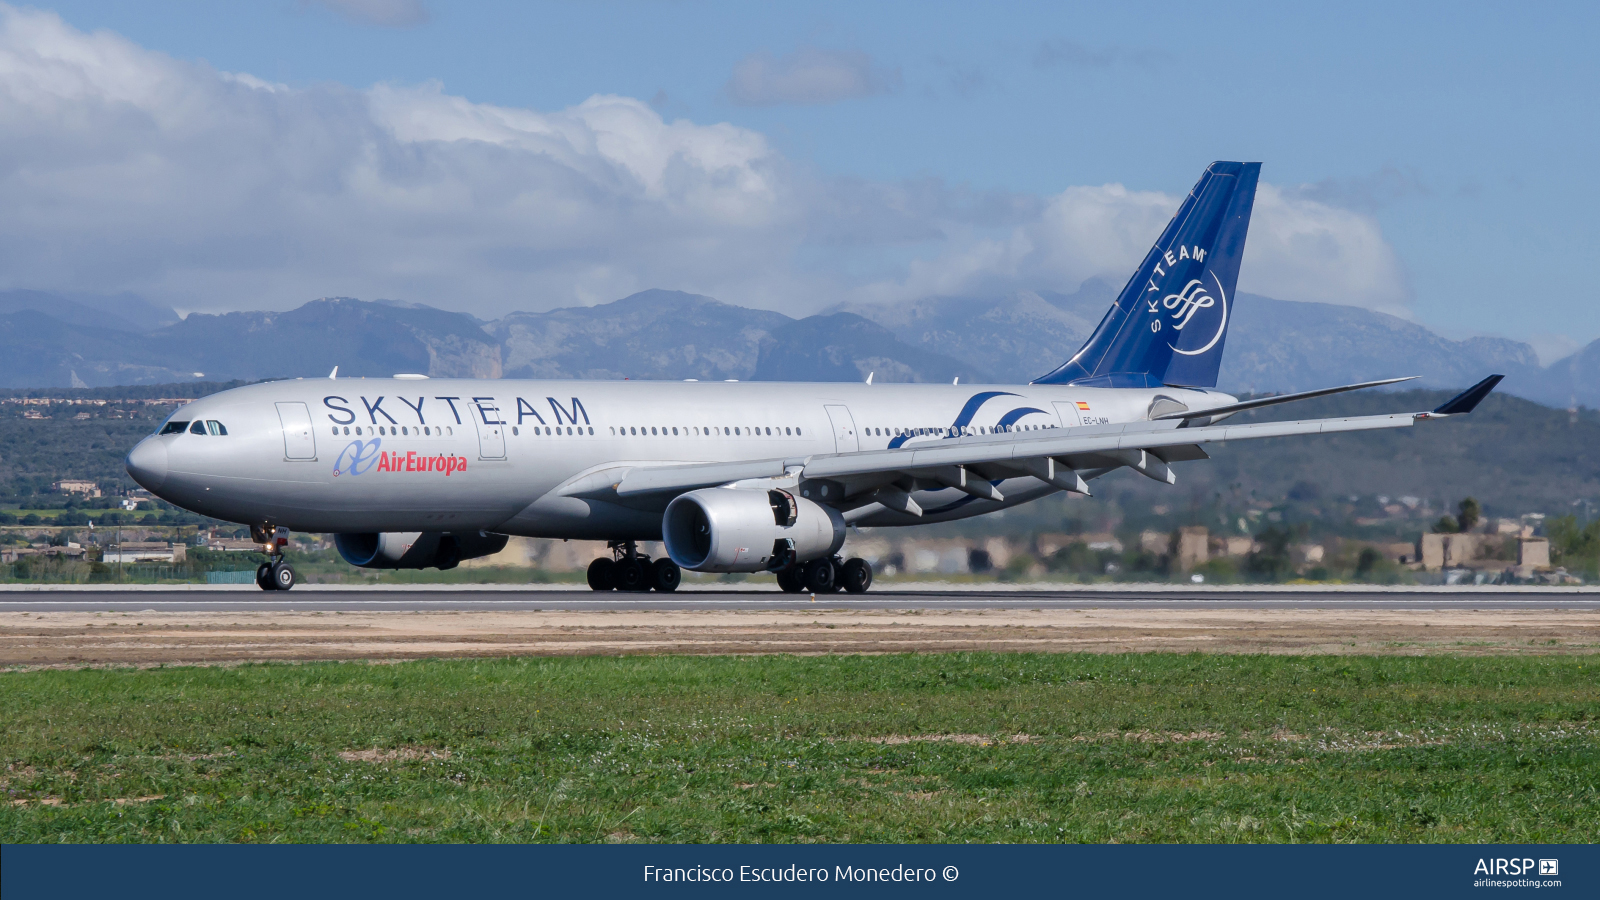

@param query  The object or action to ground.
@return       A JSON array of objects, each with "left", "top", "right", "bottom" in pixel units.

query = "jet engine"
[
  {"left": 663, "top": 487, "right": 845, "bottom": 573},
  {"left": 334, "top": 531, "right": 509, "bottom": 570}
]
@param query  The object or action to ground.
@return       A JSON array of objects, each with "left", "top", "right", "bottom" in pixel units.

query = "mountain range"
[{"left": 0, "top": 284, "right": 1591, "bottom": 409}]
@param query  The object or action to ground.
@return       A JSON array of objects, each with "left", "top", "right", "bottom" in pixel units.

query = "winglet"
[{"left": 1431, "top": 374, "right": 1504, "bottom": 415}]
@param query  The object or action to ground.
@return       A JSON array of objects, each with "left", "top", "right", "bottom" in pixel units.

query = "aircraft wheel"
[
  {"left": 802, "top": 558, "right": 835, "bottom": 593},
  {"left": 586, "top": 558, "right": 616, "bottom": 591},
  {"left": 775, "top": 568, "right": 805, "bottom": 593},
  {"left": 841, "top": 558, "right": 873, "bottom": 594},
  {"left": 270, "top": 561, "right": 297, "bottom": 591},
  {"left": 255, "top": 562, "right": 276, "bottom": 591},
  {"left": 616, "top": 558, "right": 650, "bottom": 592},
  {"left": 651, "top": 558, "right": 681, "bottom": 593}
]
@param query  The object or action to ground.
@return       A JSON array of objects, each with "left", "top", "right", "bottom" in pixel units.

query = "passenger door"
[
  {"left": 275, "top": 402, "right": 317, "bottom": 460},
  {"left": 824, "top": 405, "right": 859, "bottom": 454},
  {"left": 474, "top": 401, "right": 507, "bottom": 460}
]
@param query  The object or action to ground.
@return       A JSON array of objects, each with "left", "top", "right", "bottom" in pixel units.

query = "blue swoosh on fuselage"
[{"left": 888, "top": 391, "right": 1019, "bottom": 449}]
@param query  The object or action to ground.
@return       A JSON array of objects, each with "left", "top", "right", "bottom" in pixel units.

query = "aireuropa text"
[{"left": 642, "top": 865, "right": 943, "bottom": 883}]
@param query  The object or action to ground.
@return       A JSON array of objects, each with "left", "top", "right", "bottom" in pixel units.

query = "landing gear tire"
[
  {"left": 256, "top": 562, "right": 275, "bottom": 591},
  {"left": 616, "top": 557, "right": 650, "bottom": 592},
  {"left": 802, "top": 558, "right": 836, "bottom": 593},
  {"left": 651, "top": 558, "right": 681, "bottom": 593},
  {"left": 587, "top": 558, "right": 617, "bottom": 591},
  {"left": 775, "top": 568, "right": 805, "bottom": 593},
  {"left": 270, "top": 561, "right": 297, "bottom": 591},
  {"left": 840, "top": 558, "right": 873, "bottom": 594}
]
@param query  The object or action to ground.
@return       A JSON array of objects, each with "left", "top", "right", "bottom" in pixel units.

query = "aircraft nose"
[{"left": 125, "top": 438, "right": 169, "bottom": 490}]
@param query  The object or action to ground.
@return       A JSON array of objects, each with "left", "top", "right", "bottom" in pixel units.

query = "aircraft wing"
[{"left": 599, "top": 375, "right": 1502, "bottom": 511}]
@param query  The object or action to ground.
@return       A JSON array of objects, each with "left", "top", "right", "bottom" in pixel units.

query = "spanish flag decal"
[{"left": 1075, "top": 401, "right": 1091, "bottom": 411}]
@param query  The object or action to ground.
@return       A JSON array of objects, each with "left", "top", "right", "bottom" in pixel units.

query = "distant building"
[
  {"left": 2, "top": 546, "right": 86, "bottom": 562},
  {"left": 1221, "top": 536, "right": 1255, "bottom": 557},
  {"left": 53, "top": 480, "right": 101, "bottom": 497},
  {"left": 208, "top": 539, "right": 264, "bottom": 552},
  {"left": 1292, "top": 543, "right": 1325, "bottom": 565},
  {"left": 1517, "top": 537, "right": 1550, "bottom": 571},
  {"left": 1139, "top": 530, "right": 1170, "bottom": 555},
  {"left": 1176, "top": 527, "right": 1209, "bottom": 571},
  {"left": 102, "top": 541, "right": 185, "bottom": 563}
]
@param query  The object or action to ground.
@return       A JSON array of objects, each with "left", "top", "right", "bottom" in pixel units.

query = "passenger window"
[
  {"left": 159, "top": 420, "right": 189, "bottom": 435},
  {"left": 672, "top": 427, "right": 678, "bottom": 436},
  {"left": 796, "top": 427, "right": 801, "bottom": 436},
  {"left": 189, "top": 421, "right": 206, "bottom": 435},
  {"left": 206, "top": 420, "right": 227, "bottom": 436}
]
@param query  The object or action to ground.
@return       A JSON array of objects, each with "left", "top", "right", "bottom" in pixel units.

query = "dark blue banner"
[{"left": 3, "top": 843, "right": 1592, "bottom": 899}]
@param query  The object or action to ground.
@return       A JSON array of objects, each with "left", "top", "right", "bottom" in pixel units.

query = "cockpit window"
[
  {"left": 189, "top": 420, "right": 206, "bottom": 435},
  {"left": 159, "top": 421, "right": 189, "bottom": 435},
  {"left": 206, "top": 420, "right": 228, "bottom": 435}
]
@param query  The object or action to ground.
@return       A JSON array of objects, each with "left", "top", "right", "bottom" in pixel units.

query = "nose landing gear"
[
  {"left": 250, "top": 523, "right": 297, "bottom": 591},
  {"left": 587, "top": 541, "right": 680, "bottom": 592}
]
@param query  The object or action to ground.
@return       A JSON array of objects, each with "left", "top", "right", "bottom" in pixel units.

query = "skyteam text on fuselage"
[{"left": 124, "top": 162, "right": 1504, "bottom": 593}]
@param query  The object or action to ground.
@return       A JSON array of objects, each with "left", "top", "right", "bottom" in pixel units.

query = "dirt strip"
[{"left": 2, "top": 607, "right": 1598, "bottom": 668}]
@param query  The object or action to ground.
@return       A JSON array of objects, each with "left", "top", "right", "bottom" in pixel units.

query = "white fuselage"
[{"left": 126, "top": 377, "right": 1235, "bottom": 539}]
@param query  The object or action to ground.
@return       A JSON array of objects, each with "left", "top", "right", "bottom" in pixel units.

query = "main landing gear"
[
  {"left": 587, "top": 541, "right": 680, "bottom": 592},
  {"left": 776, "top": 556, "right": 873, "bottom": 594},
  {"left": 250, "top": 523, "right": 297, "bottom": 591}
]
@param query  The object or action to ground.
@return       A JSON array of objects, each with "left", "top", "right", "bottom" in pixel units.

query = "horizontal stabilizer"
[
  {"left": 1157, "top": 376, "right": 1419, "bottom": 421},
  {"left": 1431, "top": 374, "right": 1504, "bottom": 415}
]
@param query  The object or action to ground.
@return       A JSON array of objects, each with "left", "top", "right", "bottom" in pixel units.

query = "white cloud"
[
  {"left": 0, "top": 6, "right": 1413, "bottom": 322},
  {"left": 854, "top": 181, "right": 1413, "bottom": 317},
  {"left": 303, "top": 0, "right": 429, "bottom": 28},
  {"left": 1239, "top": 183, "right": 1413, "bottom": 315},
  {"left": 726, "top": 46, "right": 899, "bottom": 107}
]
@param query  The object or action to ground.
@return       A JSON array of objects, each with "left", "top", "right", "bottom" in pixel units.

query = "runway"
[
  {"left": 1, "top": 586, "right": 1598, "bottom": 612},
  {"left": 4, "top": 585, "right": 1597, "bottom": 667}
]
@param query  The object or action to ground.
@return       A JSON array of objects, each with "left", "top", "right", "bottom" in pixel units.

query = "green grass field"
[{"left": 1, "top": 653, "right": 1595, "bottom": 843}]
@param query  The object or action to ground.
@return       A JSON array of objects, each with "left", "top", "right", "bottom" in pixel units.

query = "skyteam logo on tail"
[
  {"left": 1160, "top": 272, "right": 1229, "bottom": 357},
  {"left": 1140, "top": 244, "right": 1228, "bottom": 358},
  {"left": 1160, "top": 279, "right": 1213, "bottom": 330}
]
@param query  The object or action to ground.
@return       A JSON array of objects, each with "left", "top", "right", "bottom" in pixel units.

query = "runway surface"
[{"left": 2, "top": 587, "right": 1598, "bottom": 613}]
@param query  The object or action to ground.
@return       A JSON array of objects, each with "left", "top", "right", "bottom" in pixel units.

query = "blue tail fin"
[{"left": 1034, "top": 161, "right": 1260, "bottom": 388}]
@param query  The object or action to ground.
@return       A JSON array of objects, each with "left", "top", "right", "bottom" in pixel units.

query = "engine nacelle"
[
  {"left": 663, "top": 487, "right": 845, "bottom": 573},
  {"left": 334, "top": 531, "right": 509, "bottom": 570}
]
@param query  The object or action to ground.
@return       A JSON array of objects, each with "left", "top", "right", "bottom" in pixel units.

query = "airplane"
[{"left": 124, "top": 161, "right": 1503, "bottom": 592}]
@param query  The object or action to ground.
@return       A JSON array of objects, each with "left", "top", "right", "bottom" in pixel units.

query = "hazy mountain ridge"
[
  {"left": 488, "top": 290, "right": 788, "bottom": 381},
  {"left": 0, "top": 284, "right": 1591, "bottom": 409}
]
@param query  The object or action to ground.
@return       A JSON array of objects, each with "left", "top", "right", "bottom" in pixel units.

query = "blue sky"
[{"left": 15, "top": 0, "right": 1600, "bottom": 358}]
